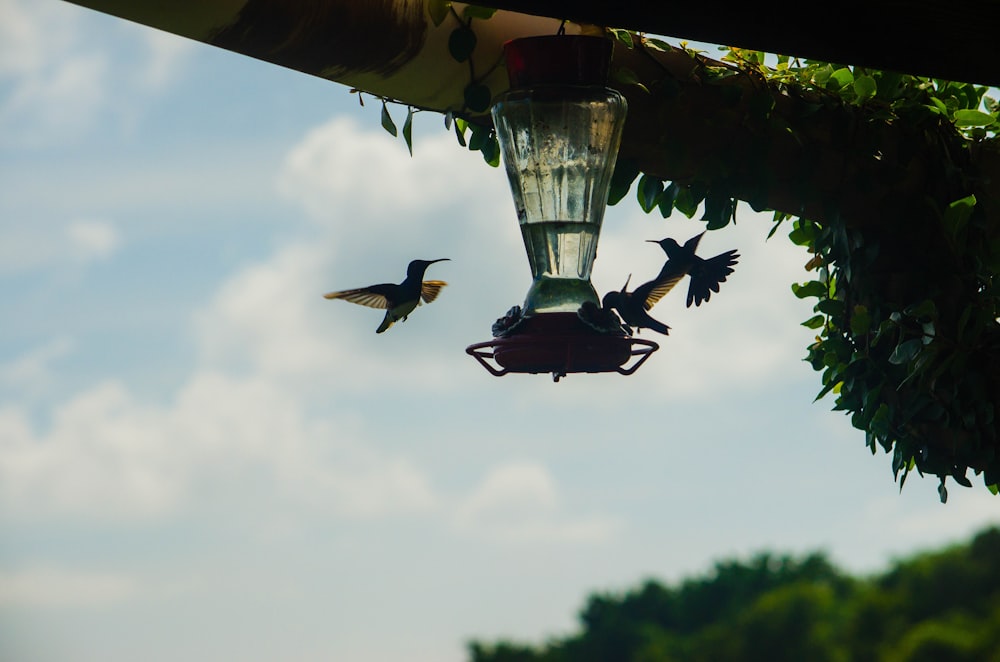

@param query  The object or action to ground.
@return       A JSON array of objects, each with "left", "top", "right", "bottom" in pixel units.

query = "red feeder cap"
[{"left": 503, "top": 35, "right": 613, "bottom": 88}]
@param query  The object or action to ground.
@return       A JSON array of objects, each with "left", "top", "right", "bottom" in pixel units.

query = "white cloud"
[
  {"left": 67, "top": 219, "right": 120, "bottom": 259},
  {"left": 138, "top": 28, "right": 193, "bottom": 92},
  {"left": 0, "top": 0, "right": 76, "bottom": 78},
  {"left": 0, "top": 49, "right": 109, "bottom": 146},
  {"left": 0, "top": 565, "right": 137, "bottom": 608},
  {"left": 455, "top": 462, "right": 619, "bottom": 544},
  {"left": 195, "top": 241, "right": 347, "bottom": 380},
  {"left": 0, "top": 0, "right": 192, "bottom": 146},
  {"left": 0, "top": 219, "right": 121, "bottom": 273},
  {"left": 0, "top": 372, "right": 436, "bottom": 522},
  {"left": 0, "top": 337, "right": 73, "bottom": 393},
  {"left": 0, "top": 0, "right": 109, "bottom": 145},
  {"left": 864, "top": 488, "right": 1000, "bottom": 555},
  {"left": 278, "top": 115, "right": 508, "bottom": 231}
]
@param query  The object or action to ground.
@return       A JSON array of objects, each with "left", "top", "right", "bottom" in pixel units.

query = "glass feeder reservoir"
[{"left": 492, "top": 36, "right": 627, "bottom": 315}]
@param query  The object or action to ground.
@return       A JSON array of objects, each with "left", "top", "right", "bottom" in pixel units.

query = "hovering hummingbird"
[
  {"left": 647, "top": 232, "right": 739, "bottom": 307},
  {"left": 323, "top": 258, "right": 449, "bottom": 333},
  {"left": 601, "top": 272, "right": 674, "bottom": 336}
]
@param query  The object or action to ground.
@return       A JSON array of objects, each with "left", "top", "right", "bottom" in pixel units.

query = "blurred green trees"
[{"left": 468, "top": 526, "right": 1000, "bottom": 662}]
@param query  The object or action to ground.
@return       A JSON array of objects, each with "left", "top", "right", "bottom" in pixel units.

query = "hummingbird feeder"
[{"left": 466, "top": 35, "right": 658, "bottom": 381}]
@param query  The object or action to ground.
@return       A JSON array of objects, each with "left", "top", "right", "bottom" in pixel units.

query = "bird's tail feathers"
[
  {"left": 376, "top": 313, "right": 395, "bottom": 333},
  {"left": 646, "top": 317, "right": 671, "bottom": 335}
]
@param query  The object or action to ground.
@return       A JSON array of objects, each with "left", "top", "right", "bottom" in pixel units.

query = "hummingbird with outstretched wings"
[
  {"left": 647, "top": 232, "right": 740, "bottom": 307},
  {"left": 323, "top": 258, "right": 449, "bottom": 333}
]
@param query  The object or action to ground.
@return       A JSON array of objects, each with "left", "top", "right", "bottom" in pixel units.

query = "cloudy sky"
[{"left": 2, "top": 2, "right": 999, "bottom": 661}]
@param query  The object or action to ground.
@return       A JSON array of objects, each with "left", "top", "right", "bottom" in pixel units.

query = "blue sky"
[{"left": 2, "top": 2, "right": 999, "bottom": 661}]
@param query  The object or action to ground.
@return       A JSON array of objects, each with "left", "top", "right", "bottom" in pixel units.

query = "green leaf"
[
  {"left": 802, "top": 314, "right": 826, "bottom": 329},
  {"left": 938, "top": 479, "right": 948, "bottom": 503},
  {"left": 613, "top": 67, "right": 649, "bottom": 93},
  {"left": 607, "top": 159, "right": 640, "bottom": 206},
  {"left": 703, "top": 192, "right": 734, "bottom": 230},
  {"left": 814, "top": 378, "right": 838, "bottom": 402},
  {"left": 787, "top": 220, "right": 817, "bottom": 246},
  {"left": 766, "top": 217, "right": 786, "bottom": 240},
  {"left": 468, "top": 123, "right": 491, "bottom": 151},
  {"left": 854, "top": 75, "right": 877, "bottom": 102},
  {"left": 453, "top": 118, "right": 467, "bottom": 147},
  {"left": 463, "top": 83, "right": 492, "bottom": 113},
  {"left": 889, "top": 338, "right": 923, "bottom": 365},
  {"left": 815, "top": 298, "right": 845, "bottom": 317},
  {"left": 426, "top": 0, "right": 451, "bottom": 26},
  {"left": 658, "top": 182, "right": 678, "bottom": 218},
  {"left": 608, "top": 29, "right": 634, "bottom": 48},
  {"left": 952, "top": 468, "right": 973, "bottom": 488},
  {"left": 876, "top": 70, "right": 903, "bottom": 99},
  {"left": 870, "top": 404, "right": 891, "bottom": 437},
  {"left": 381, "top": 103, "right": 397, "bottom": 137},
  {"left": 791, "top": 281, "right": 827, "bottom": 299},
  {"left": 481, "top": 136, "right": 500, "bottom": 167},
  {"left": 637, "top": 174, "right": 663, "bottom": 213},
  {"left": 673, "top": 188, "right": 698, "bottom": 218},
  {"left": 850, "top": 304, "right": 871, "bottom": 335},
  {"left": 402, "top": 107, "right": 414, "bottom": 156},
  {"left": 642, "top": 37, "right": 672, "bottom": 52},
  {"left": 953, "top": 109, "right": 997, "bottom": 127},
  {"left": 892, "top": 447, "right": 904, "bottom": 478},
  {"left": 942, "top": 194, "right": 977, "bottom": 240},
  {"left": 927, "top": 96, "right": 948, "bottom": 114},
  {"left": 986, "top": 466, "right": 1000, "bottom": 490},
  {"left": 828, "top": 67, "right": 854, "bottom": 91},
  {"left": 811, "top": 65, "right": 834, "bottom": 87},
  {"left": 449, "top": 26, "right": 477, "bottom": 62}
]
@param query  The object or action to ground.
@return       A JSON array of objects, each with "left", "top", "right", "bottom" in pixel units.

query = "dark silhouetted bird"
[
  {"left": 601, "top": 272, "right": 674, "bottom": 336},
  {"left": 647, "top": 232, "right": 739, "bottom": 307},
  {"left": 323, "top": 259, "right": 449, "bottom": 333}
]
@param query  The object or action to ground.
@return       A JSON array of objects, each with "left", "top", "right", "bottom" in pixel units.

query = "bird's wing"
[
  {"left": 420, "top": 280, "right": 448, "bottom": 304},
  {"left": 322, "top": 284, "right": 393, "bottom": 309},
  {"left": 636, "top": 262, "right": 685, "bottom": 310},
  {"left": 686, "top": 249, "right": 740, "bottom": 307}
]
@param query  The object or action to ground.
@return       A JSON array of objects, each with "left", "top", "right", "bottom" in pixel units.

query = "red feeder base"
[{"left": 465, "top": 312, "right": 658, "bottom": 381}]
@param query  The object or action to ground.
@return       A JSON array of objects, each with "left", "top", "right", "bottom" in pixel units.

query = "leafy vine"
[{"left": 605, "top": 33, "right": 999, "bottom": 501}]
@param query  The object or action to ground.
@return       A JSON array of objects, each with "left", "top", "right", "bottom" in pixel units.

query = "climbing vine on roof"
[{"left": 603, "top": 33, "right": 1000, "bottom": 502}]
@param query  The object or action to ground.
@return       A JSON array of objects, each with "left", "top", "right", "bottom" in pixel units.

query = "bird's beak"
[
  {"left": 429, "top": 258, "right": 450, "bottom": 264},
  {"left": 645, "top": 239, "right": 659, "bottom": 244}
]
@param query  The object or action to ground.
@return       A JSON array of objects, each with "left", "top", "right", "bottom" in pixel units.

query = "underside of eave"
[{"left": 475, "top": 0, "right": 1000, "bottom": 88}]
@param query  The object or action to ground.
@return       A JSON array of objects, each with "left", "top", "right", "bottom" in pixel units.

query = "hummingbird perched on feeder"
[
  {"left": 323, "top": 258, "right": 449, "bottom": 333},
  {"left": 647, "top": 232, "right": 740, "bottom": 307},
  {"left": 600, "top": 271, "right": 676, "bottom": 336}
]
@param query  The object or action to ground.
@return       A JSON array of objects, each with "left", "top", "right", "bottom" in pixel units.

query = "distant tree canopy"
[
  {"left": 64, "top": 1, "right": 1000, "bottom": 498},
  {"left": 467, "top": 526, "right": 1000, "bottom": 662}
]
